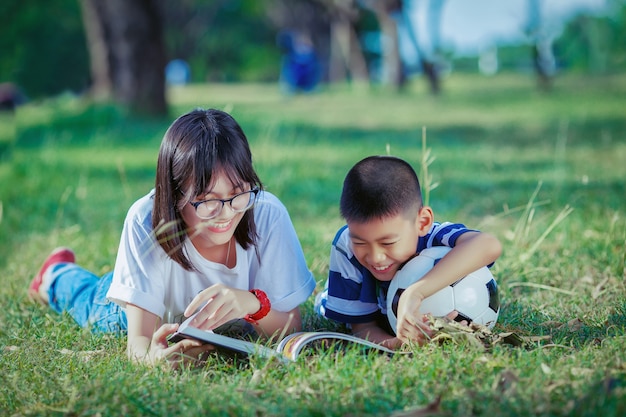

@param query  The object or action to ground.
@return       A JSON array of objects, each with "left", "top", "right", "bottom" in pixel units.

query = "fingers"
[
  {"left": 185, "top": 344, "right": 217, "bottom": 358},
  {"left": 184, "top": 286, "right": 217, "bottom": 317},
  {"left": 164, "top": 337, "right": 211, "bottom": 369},
  {"left": 380, "top": 337, "right": 403, "bottom": 350},
  {"left": 446, "top": 310, "right": 469, "bottom": 326},
  {"left": 153, "top": 323, "right": 179, "bottom": 344},
  {"left": 190, "top": 303, "right": 234, "bottom": 331},
  {"left": 168, "top": 342, "right": 217, "bottom": 369},
  {"left": 396, "top": 314, "right": 434, "bottom": 345},
  {"left": 184, "top": 284, "right": 250, "bottom": 331},
  {"left": 149, "top": 323, "right": 204, "bottom": 370}
]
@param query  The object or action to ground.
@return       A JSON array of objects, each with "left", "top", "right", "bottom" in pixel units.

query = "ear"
[{"left": 415, "top": 206, "right": 434, "bottom": 236}]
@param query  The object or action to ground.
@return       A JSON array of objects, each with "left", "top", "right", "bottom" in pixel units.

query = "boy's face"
[{"left": 347, "top": 207, "right": 433, "bottom": 282}]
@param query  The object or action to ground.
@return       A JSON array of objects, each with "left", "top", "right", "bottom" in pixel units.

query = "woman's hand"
[
  {"left": 184, "top": 283, "right": 260, "bottom": 331},
  {"left": 148, "top": 323, "right": 216, "bottom": 369},
  {"left": 126, "top": 304, "right": 217, "bottom": 369}
]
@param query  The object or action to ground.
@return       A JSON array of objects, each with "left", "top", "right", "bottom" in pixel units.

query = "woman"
[{"left": 29, "top": 108, "right": 316, "bottom": 368}]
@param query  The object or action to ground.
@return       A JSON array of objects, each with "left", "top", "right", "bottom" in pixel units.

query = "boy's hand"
[
  {"left": 446, "top": 310, "right": 470, "bottom": 326},
  {"left": 379, "top": 336, "right": 403, "bottom": 350},
  {"left": 351, "top": 321, "right": 404, "bottom": 349},
  {"left": 395, "top": 287, "right": 435, "bottom": 345}
]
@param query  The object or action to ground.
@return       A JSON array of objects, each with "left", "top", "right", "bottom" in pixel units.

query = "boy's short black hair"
[{"left": 340, "top": 155, "right": 423, "bottom": 223}]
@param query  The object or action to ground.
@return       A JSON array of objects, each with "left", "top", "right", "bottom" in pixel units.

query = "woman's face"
[{"left": 180, "top": 170, "right": 251, "bottom": 250}]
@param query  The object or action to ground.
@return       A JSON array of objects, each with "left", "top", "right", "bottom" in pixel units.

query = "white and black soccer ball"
[{"left": 386, "top": 246, "right": 500, "bottom": 334}]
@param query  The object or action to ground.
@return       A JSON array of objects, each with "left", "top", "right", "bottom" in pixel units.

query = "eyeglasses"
[{"left": 189, "top": 188, "right": 259, "bottom": 220}]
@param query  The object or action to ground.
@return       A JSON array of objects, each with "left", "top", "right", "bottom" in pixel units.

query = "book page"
[
  {"left": 168, "top": 313, "right": 289, "bottom": 362},
  {"left": 277, "top": 331, "right": 395, "bottom": 361}
]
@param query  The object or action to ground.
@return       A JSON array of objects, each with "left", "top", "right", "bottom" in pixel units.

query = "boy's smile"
[{"left": 348, "top": 212, "right": 425, "bottom": 282}]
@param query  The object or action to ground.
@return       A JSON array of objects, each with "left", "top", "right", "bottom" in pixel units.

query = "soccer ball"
[{"left": 386, "top": 246, "right": 500, "bottom": 334}]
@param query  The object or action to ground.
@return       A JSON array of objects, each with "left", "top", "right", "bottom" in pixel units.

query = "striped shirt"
[{"left": 317, "top": 222, "right": 475, "bottom": 324}]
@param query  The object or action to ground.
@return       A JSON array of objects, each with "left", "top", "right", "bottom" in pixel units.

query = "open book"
[{"left": 168, "top": 314, "right": 396, "bottom": 362}]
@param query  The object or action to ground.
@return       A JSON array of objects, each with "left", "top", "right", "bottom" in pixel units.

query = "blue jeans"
[{"left": 48, "top": 263, "right": 127, "bottom": 333}]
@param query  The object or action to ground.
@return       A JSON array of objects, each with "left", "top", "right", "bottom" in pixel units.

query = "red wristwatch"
[{"left": 244, "top": 289, "right": 271, "bottom": 325}]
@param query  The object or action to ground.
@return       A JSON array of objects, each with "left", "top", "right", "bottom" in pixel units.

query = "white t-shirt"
[{"left": 106, "top": 190, "right": 316, "bottom": 323}]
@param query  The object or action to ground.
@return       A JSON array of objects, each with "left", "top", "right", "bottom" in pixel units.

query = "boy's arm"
[
  {"left": 396, "top": 231, "right": 502, "bottom": 343},
  {"left": 351, "top": 322, "right": 403, "bottom": 349},
  {"left": 410, "top": 231, "right": 501, "bottom": 297}
]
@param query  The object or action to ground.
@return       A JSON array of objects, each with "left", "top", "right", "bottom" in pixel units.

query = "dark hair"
[
  {"left": 152, "top": 108, "right": 262, "bottom": 271},
  {"left": 340, "top": 155, "right": 423, "bottom": 223}
]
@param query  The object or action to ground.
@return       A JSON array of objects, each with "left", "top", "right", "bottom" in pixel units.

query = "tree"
[
  {"left": 325, "top": 0, "right": 370, "bottom": 84},
  {"left": 163, "top": 1, "right": 279, "bottom": 83},
  {"left": 80, "top": 0, "right": 167, "bottom": 116},
  {"left": 361, "top": 0, "right": 404, "bottom": 89},
  {"left": 555, "top": 0, "right": 626, "bottom": 75},
  {"left": 401, "top": 0, "right": 444, "bottom": 94},
  {"left": 265, "top": 0, "right": 369, "bottom": 86},
  {"left": 526, "top": 0, "right": 555, "bottom": 91},
  {"left": 0, "top": 0, "right": 90, "bottom": 99}
]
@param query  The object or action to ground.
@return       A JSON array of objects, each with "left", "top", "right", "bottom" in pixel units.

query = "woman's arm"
[
  {"left": 254, "top": 306, "right": 302, "bottom": 339},
  {"left": 184, "top": 285, "right": 303, "bottom": 339},
  {"left": 126, "top": 304, "right": 208, "bottom": 368},
  {"left": 125, "top": 304, "right": 157, "bottom": 362}
]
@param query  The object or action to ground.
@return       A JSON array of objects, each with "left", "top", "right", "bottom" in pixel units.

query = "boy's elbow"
[{"left": 483, "top": 233, "right": 502, "bottom": 261}]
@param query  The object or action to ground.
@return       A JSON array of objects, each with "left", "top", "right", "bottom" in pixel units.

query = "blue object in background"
[
  {"left": 165, "top": 59, "right": 191, "bottom": 85},
  {"left": 277, "top": 31, "right": 320, "bottom": 94}
]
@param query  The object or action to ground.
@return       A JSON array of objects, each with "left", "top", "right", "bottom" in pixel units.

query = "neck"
[
  {"left": 224, "top": 237, "right": 233, "bottom": 267},
  {"left": 189, "top": 236, "right": 234, "bottom": 266}
]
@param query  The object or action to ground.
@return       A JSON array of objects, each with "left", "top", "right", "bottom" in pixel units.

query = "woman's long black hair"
[{"left": 152, "top": 108, "right": 263, "bottom": 271}]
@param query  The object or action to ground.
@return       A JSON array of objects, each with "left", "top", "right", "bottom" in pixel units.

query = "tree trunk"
[
  {"left": 79, "top": 0, "right": 167, "bottom": 116},
  {"left": 326, "top": 0, "right": 369, "bottom": 85},
  {"left": 329, "top": 15, "right": 369, "bottom": 84},
  {"left": 362, "top": 0, "right": 404, "bottom": 89},
  {"left": 80, "top": 0, "right": 111, "bottom": 100},
  {"left": 527, "top": 0, "right": 554, "bottom": 91}
]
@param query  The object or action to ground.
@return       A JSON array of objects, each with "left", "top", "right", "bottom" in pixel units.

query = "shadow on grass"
[
  {"left": 500, "top": 299, "right": 626, "bottom": 349},
  {"left": 15, "top": 103, "right": 171, "bottom": 149}
]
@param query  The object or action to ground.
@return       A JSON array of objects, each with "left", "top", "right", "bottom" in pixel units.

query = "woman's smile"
[{"left": 205, "top": 218, "right": 234, "bottom": 233}]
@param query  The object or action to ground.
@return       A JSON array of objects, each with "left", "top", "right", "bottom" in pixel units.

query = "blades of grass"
[
  {"left": 419, "top": 127, "right": 439, "bottom": 208},
  {"left": 507, "top": 282, "right": 576, "bottom": 296},
  {"left": 512, "top": 181, "right": 543, "bottom": 248},
  {"left": 520, "top": 204, "right": 574, "bottom": 262}
]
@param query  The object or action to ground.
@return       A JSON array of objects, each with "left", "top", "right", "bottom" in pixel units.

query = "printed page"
[{"left": 276, "top": 332, "right": 395, "bottom": 361}]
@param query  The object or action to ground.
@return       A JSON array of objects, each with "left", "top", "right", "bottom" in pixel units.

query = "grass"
[{"left": 1, "top": 72, "right": 625, "bottom": 416}]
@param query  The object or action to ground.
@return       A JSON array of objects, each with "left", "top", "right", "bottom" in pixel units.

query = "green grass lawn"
[{"left": 1, "top": 73, "right": 625, "bottom": 416}]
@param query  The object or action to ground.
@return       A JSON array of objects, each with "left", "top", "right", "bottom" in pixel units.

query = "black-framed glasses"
[{"left": 189, "top": 188, "right": 259, "bottom": 219}]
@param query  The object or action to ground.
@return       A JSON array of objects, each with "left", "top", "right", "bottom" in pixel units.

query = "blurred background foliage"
[
  {"left": 0, "top": 0, "right": 625, "bottom": 110},
  {"left": 0, "top": 0, "right": 91, "bottom": 98}
]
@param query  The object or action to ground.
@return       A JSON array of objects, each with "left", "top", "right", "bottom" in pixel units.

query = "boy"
[{"left": 315, "top": 156, "right": 502, "bottom": 349}]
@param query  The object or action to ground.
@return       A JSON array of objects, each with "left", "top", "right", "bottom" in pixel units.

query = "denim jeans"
[{"left": 47, "top": 263, "right": 127, "bottom": 333}]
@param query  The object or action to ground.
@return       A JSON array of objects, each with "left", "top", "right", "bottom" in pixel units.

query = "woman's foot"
[{"left": 29, "top": 247, "right": 75, "bottom": 304}]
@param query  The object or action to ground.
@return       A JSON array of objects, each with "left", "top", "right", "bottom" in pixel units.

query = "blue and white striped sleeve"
[
  {"left": 420, "top": 222, "right": 494, "bottom": 267},
  {"left": 426, "top": 222, "right": 476, "bottom": 247}
]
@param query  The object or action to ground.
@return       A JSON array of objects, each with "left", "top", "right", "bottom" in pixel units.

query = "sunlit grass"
[
  {"left": 169, "top": 72, "right": 626, "bottom": 131},
  {"left": 1, "top": 73, "right": 625, "bottom": 416}
]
